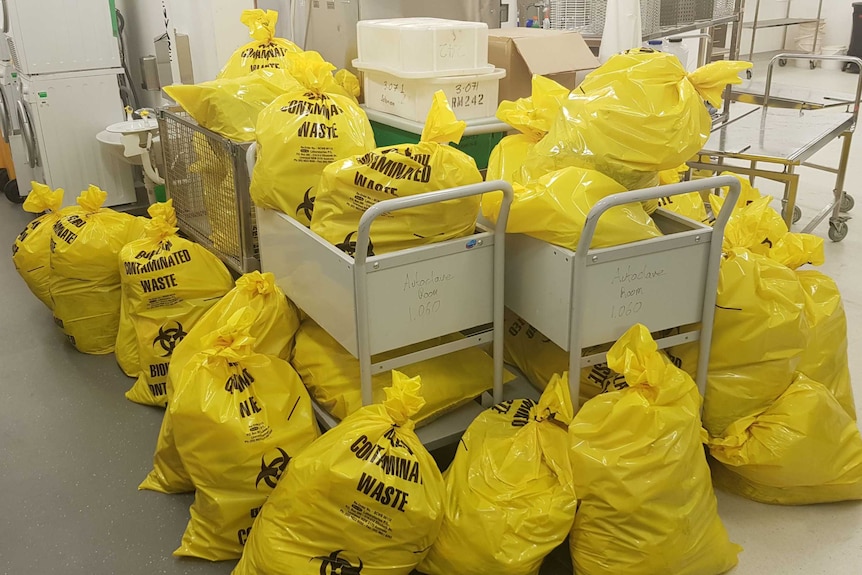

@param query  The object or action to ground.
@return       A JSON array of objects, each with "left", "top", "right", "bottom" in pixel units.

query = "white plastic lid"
[{"left": 358, "top": 17, "right": 489, "bottom": 31}]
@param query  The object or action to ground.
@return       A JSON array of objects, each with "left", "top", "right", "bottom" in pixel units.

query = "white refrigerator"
[{"left": 2, "top": 0, "right": 134, "bottom": 206}]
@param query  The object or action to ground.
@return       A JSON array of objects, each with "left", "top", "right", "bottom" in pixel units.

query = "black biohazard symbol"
[
  {"left": 255, "top": 447, "right": 290, "bottom": 489},
  {"left": 314, "top": 550, "right": 364, "bottom": 575},
  {"left": 152, "top": 321, "right": 187, "bottom": 357},
  {"left": 296, "top": 187, "right": 315, "bottom": 220},
  {"left": 335, "top": 232, "right": 374, "bottom": 258}
]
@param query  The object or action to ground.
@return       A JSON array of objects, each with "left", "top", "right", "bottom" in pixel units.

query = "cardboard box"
[{"left": 487, "top": 28, "right": 600, "bottom": 103}]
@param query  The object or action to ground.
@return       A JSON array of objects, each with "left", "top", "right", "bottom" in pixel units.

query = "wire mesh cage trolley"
[{"left": 157, "top": 107, "right": 260, "bottom": 274}]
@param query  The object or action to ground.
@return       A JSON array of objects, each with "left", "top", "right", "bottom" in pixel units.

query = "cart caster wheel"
[
  {"left": 792, "top": 205, "right": 802, "bottom": 224},
  {"left": 810, "top": 60, "right": 817, "bottom": 70},
  {"left": 3, "top": 179, "right": 23, "bottom": 204},
  {"left": 779, "top": 58, "right": 787, "bottom": 67},
  {"left": 745, "top": 69, "right": 753, "bottom": 79},
  {"left": 829, "top": 221, "right": 849, "bottom": 242},
  {"left": 840, "top": 193, "right": 855, "bottom": 213}
]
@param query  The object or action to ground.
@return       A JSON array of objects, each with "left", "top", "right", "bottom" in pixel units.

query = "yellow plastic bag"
[
  {"left": 335, "top": 68, "right": 361, "bottom": 102},
  {"left": 712, "top": 194, "right": 788, "bottom": 254},
  {"left": 487, "top": 75, "right": 570, "bottom": 185},
  {"left": 502, "top": 309, "right": 622, "bottom": 406},
  {"left": 482, "top": 166, "right": 662, "bottom": 250},
  {"left": 140, "top": 271, "right": 301, "bottom": 494},
  {"left": 291, "top": 319, "right": 504, "bottom": 426},
  {"left": 118, "top": 201, "right": 234, "bottom": 407},
  {"left": 769, "top": 233, "right": 855, "bottom": 419},
  {"left": 233, "top": 371, "right": 445, "bottom": 575},
  {"left": 218, "top": 9, "right": 302, "bottom": 78},
  {"left": 524, "top": 51, "right": 750, "bottom": 190},
  {"left": 656, "top": 164, "right": 709, "bottom": 223},
  {"left": 165, "top": 69, "right": 300, "bottom": 142},
  {"left": 419, "top": 374, "right": 576, "bottom": 575},
  {"left": 709, "top": 373, "right": 862, "bottom": 505},
  {"left": 310, "top": 91, "right": 482, "bottom": 255},
  {"left": 569, "top": 324, "right": 741, "bottom": 575},
  {"left": 250, "top": 53, "right": 376, "bottom": 224},
  {"left": 12, "top": 183, "right": 68, "bottom": 309},
  {"left": 49, "top": 186, "right": 146, "bottom": 354},
  {"left": 169, "top": 310, "right": 320, "bottom": 560}
]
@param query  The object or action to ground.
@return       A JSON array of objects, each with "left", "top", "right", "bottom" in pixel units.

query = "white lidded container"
[
  {"left": 356, "top": 65, "right": 506, "bottom": 122},
  {"left": 356, "top": 18, "right": 493, "bottom": 77}
]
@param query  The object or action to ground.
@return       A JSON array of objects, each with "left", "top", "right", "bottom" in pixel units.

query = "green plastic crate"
[{"left": 369, "top": 120, "right": 506, "bottom": 171}]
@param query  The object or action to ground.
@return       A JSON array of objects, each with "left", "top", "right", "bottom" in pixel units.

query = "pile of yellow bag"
[
  {"left": 670, "top": 190, "right": 862, "bottom": 505},
  {"left": 142, "top": 271, "right": 301, "bottom": 495}
]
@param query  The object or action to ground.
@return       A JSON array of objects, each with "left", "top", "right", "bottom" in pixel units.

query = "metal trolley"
[
  {"left": 157, "top": 107, "right": 259, "bottom": 274},
  {"left": 504, "top": 177, "right": 741, "bottom": 403},
  {"left": 691, "top": 54, "right": 862, "bottom": 242},
  {"left": 252, "top": 154, "right": 514, "bottom": 449}
]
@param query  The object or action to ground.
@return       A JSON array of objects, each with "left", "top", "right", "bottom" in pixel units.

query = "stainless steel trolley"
[
  {"left": 690, "top": 54, "right": 862, "bottom": 242},
  {"left": 157, "top": 107, "right": 259, "bottom": 274},
  {"left": 251, "top": 140, "right": 513, "bottom": 449},
  {"left": 504, "top": 177, "right": 741, "bottom": 403}
]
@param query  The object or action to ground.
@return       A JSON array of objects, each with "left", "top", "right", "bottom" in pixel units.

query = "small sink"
[{"left": 96, "top": 130, "right": 161, "bottom": 166}]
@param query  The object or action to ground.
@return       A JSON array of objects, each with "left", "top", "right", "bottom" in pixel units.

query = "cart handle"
[
  {"left": 568, "top": 176, "right": 742, "bottom": 404},
  {"left": 764, "top": 54, "right": 862, "bottom": 123},
  {"left": 353, "top": 180, "right": 515, "bottom": 407}
]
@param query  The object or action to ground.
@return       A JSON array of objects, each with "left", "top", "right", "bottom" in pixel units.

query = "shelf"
[
  {"left": 743, "top": 17, "right": 819, "bottom": 30},
  {"left": 642, "top": 14, "right": 739, "bottom": 41}
]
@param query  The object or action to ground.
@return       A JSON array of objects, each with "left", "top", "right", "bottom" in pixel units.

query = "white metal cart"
[
  {"left": 504, "top": 176, "right": 741, "bottom": 403},
  {"left": 251, "top": 142, "right": 513, "bottom": 449}
]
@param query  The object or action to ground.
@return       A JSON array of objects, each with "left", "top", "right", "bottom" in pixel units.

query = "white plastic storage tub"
[
  {"left": 357, "top": 66, "right": 506, "bottom": 122},
  {"left": 356, "top": 18, "right": 493, "bottom": 77}
]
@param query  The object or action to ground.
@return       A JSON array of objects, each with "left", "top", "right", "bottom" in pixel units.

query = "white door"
[
  {"left": 21, "top": 70, "right": 134, "bottom": 207},
  {"left": 4, "top": 0, "right": 121, "bottom": 75}
]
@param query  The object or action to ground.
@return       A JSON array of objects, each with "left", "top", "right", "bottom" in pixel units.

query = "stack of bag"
[{"left": 671, "top": 189, "right": 862, "bottom": 505}]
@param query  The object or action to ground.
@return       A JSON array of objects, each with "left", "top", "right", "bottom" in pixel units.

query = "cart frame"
[
  {"left": 690, "top": 53, "right": 862, "bottom": 242},
  {"left": 505, "top": 176, "right": 741, "bottom": 404}
]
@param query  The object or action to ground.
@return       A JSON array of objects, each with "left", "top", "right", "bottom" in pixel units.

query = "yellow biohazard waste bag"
[
  {"left": 502, "top": 309, "right": 622, "bottom": 406},
  {"left": 165, "top": 69, "right": 300, "bottom": 142},
  {"left": 140, "top": 271, "right": 300, "bottom": 495},
  {"left": 118, "top": 201, "right": 234, "bottom": 407},
  {"left": 49, "top": 186, "right": 146, "bottom": 354},
  {"left": 233, "top": 371, "right": 445, "bottom": 575},
  {"left": 709, "top": 373, "right": 862, "bottom": 505},
  {"left": 419, "top": 374, "right": 576, "bottom": 575},
  {"left": 169, "top": 310, "right": 320, "bottom": 560},
  {"left": 250, "top": 53, "right": 376, "bottom": 224},
  {"left": 310, "top": 91, "right": 482, "bottom": 255},
  {"left": 218, "top": 9, "right": 302, "bottom": 79},
  {"left": 291, "top": 319, "right": 503, "bottom": 426},
  {"left": 335, "top": 68, "right": 361, "bottom": 102},
  {"left": 524, "top": 51, "right": 750, "bottom": 190},
  {"left": 712, "top": 194, "right": 788, "bottom": 255},
  {"left": 657, "top": 164, "right": 709, "bottom": 223},
  {"left": 769, "top": 233, "right": 855, "bottom": 419},
  {"left": 12, "top": 182, "right": 68, "bottom": 309},
  {"left": 482, "top": 166, "right": 662, "bottom": 250},
  {"left": 487, "top": 75, "right": 570, "bottom": 185},
  {"left": 569, "top": 324, "right": 741, "bottom": 575}
]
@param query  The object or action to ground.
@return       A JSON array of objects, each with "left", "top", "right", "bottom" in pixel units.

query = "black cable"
[{"left": 115, "top": 8, "right": 140, "bottom": 109}]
